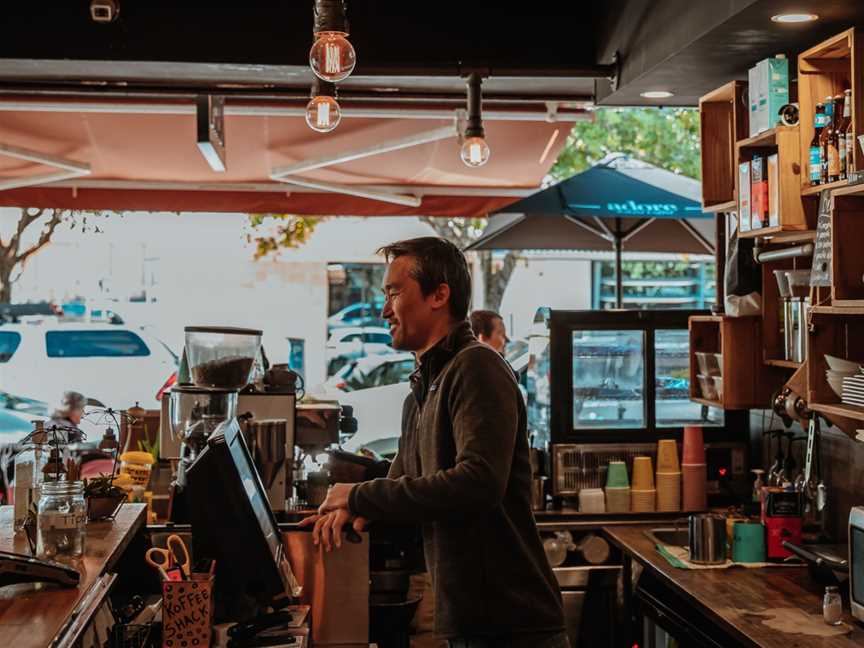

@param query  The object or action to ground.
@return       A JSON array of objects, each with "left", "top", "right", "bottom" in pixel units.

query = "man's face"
[
  {"left": 483, "top": 317, "right": 508, "bottom": 354},
  {"left": 382, "top": 255, "right": 443, "bottom": 352}
]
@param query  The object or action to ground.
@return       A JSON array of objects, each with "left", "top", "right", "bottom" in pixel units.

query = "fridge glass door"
[{"left": 571, "top": 330, "right": 645, "bottom": 429}]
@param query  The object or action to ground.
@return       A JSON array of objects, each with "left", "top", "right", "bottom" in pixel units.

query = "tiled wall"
[{"left": 751, "top": 411, "right": 864, "bottom": 541}]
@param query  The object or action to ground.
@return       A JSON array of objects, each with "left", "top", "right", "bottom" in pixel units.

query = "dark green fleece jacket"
[{"left": 349, "top": 321, "right": 564, "bottom": 639}]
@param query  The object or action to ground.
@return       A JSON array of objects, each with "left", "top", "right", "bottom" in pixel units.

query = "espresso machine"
[{"left": 293, "top": 402, "right": 357, "bottom": 508}]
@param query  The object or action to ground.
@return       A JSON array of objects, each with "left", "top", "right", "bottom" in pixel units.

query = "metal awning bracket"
[{"left": 0, "top": 143, "right": 91, "bottom": 191}]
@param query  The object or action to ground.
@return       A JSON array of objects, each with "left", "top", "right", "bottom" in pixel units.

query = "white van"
[{"left": 0, "top": 323, "right": 177, "bottom": 411}]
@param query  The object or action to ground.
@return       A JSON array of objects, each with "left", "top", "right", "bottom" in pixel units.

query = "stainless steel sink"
[{"left": 644, "top": 527, "right": 688, "bottom": 547}]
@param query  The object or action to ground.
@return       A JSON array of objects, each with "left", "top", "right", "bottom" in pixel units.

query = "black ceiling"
[{"left": 0, "top": 1, "right": 863, "bottom": 107}]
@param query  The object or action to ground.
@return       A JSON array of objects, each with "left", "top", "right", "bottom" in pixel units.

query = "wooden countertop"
[
  {"left": 604, "top": 524, "right": 864, "bottom": 648},
  {"left": 0, "top": 503, "right": 146, "bottom": 646}
]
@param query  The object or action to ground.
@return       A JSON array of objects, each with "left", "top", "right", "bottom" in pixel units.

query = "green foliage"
[
  {"left": 246, "top": 214, "right": 322, "bottom": 260},
  {"left": 551, "top": 108, "right": 701, "bottom": 181}
]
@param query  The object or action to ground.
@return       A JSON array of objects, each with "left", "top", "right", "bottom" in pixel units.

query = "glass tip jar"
[{"left": 37, "top": 480, "right": 86, "bottom": 559}]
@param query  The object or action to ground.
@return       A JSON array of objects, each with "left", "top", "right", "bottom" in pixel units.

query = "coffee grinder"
[{"left": 167, "top": 326, "right": 263, "bottom": 522}]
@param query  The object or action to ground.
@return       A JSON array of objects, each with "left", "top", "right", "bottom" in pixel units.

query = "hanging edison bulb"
[
  {"left": 460, "top": 136, "right": 491, "bottom": 167},
  {"left": 306, "top": 80, "right": 342, "bottom": 133},
  {"left": 309, "top": 31, "right": 356, "bottom": 83},
  {"left": 305, "top": 95, "right": 342, "bottom": 133},
  {"left": 460, "top": 73, "right": 491, "bottom": 168}
]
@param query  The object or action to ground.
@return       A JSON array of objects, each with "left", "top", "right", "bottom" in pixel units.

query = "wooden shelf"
[
  {"left": 811, "top": 401, "right": 864, "bottom": 422},
  {"left": 737, "top": 127, "right": 779, "bottom": 149},
  {"left": 689, "top": 315, "right": 776, "bottom": 409},
  {"left": 690, "top": 397, "right": 724, "bottom": 409},
  {"left": 739, "top": 225, "right": 784, "bottom": 239},
  {"left": 765, "top": 359, "right": 802, "bottom": 369},
  {"left": 811, "top": 305, "right": 864, "bottom": 315},
  {"left": 736, "top": 125, "right": 808, "bottom": 237},
  {"left": 702, "top": 199, "right": 737, "bottom": 214},
  {"left": 802, "top": 179, "right": 849, "bottom": 196},
  {"left": 700, "top": 80, "right": 748, "bottom": 211},
  {"left": 798, "top": 28, "right": 863, "bottom": 179},
  {"left": 831, "top": 181, "right": 864, "bottom": 197},
  {"left": 758, "top": 229, "right": 817, "bottom": 244}
]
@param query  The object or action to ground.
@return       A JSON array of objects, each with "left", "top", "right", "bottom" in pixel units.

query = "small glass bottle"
[
  {"left": 751, "top": 469, "right": 765, "bottom": 503},
  {"left": 37, "top": 480, "right": 86, "bottom": 559},
  {"left": 14, "top": 421, "right": 49, "bottom": 532},
  {"left": 823, "top": 585, "right": 843, "bottom": 626}
]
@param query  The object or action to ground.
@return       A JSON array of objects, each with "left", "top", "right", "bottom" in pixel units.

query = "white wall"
[{"left": 499, "top": 258, "right": 593, "bottom": 339}]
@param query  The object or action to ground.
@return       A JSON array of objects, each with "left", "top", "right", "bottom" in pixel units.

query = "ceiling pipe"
[{"left": 0, "top": 97, "right": 591, "bottom": 122}]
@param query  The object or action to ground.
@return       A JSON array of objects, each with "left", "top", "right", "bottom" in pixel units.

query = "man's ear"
[{"left": 429, "top": 283, "right": 451, "bottom": 312}]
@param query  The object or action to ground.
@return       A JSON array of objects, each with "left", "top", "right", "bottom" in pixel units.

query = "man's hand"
[
  {"left": 298, "top": 511, "right": 368, "bottom": 551},
  {"left": 318, "top": 482, "right": 354, "bottom": 515}
]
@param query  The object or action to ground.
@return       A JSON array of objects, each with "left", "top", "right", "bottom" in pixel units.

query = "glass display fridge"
[{"left": 526, "top": 308, "right": 750, "bottom": 502}]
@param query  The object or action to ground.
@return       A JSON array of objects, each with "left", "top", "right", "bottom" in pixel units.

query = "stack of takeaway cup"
[
  {"left": 605, "top": 461, "right": 631, "bottom": 513},
  {"left": 682, "top": 426, "right": 708, "bottom": 511},
  {"left": 655, "top": 439, "right": 682, "bottom": 512},
  {"left": 630, "top": 456, "right": 656, "bottom": 512}
]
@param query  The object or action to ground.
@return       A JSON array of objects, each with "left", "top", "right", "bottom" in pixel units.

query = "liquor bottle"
[
  {"left": 827, "top": 96, "right": 841, "bottom": 183},
  {"left": 810, "top": 103, "right": 826, "bottom": 185},
  {"left": 838, "top": 93, "right": 849, "bottom": 180},
  {"left": 845, "top": 89, "right": 854, "bottom": 178},
  {"left": 820, "top": 96, "right": 835, "bottom": 184}
]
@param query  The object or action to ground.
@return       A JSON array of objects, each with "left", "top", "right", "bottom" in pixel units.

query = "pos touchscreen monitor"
[{"left": 186, "top": 417, "right": 299, "bottom": 614}]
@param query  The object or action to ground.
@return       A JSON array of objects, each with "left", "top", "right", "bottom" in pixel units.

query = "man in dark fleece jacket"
[{"left": 302, "top": 237, "right": 567, "bottom": 648}]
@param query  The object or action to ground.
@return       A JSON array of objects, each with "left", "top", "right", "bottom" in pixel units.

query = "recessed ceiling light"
[
  {"left": 640, "top": 90, "right": 674, "bottom": 99},
  {"left": 771, "top": 13, "right": 819, "bottom": 23}
]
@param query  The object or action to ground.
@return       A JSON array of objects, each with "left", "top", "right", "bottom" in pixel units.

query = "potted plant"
[{"left": 84, "top": 475, "right": 127, "bottom": 521}]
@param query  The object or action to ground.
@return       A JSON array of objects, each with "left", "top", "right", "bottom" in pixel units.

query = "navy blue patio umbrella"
[{"left": 467, "top": 154, "right": 716, "bottom": 308}]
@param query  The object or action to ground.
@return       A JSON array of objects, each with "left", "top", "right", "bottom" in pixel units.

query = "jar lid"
[
  {"left": 185, "top": 326, "right": 262, "bottom": 336},
  {"left": 42, "top": 480, "right": 84, "bottom": 496}
]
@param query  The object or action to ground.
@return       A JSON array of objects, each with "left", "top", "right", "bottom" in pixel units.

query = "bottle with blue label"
[{"left": 809, "top": 103, "right": 826, "bottom": 185}]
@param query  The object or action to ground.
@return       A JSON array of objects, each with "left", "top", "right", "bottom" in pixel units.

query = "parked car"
[
  {"left": 0, "top": 322, "right": 178, "bottom": 411},
  {"left": 322, "top": 352, "right": 416, "bottom": 393},
  {"left": 327, "top": 302, "right": 385, "bottom": 330},
  {"left": 326, "top": 326, "right": 394, "bottom": 375},
  {"left": 340, "top": 349, "right": 529, "bottom": 458}
]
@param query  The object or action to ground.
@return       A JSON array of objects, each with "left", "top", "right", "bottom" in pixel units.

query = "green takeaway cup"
[
  {"left": 733, "top": 521, "right": 766, "bottom": 563},
  {"left": 606, "top": 461, "right": 630, "bottom": 489}
]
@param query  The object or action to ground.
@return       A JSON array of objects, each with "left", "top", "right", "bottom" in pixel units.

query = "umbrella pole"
[{"left": 614, "top": 218, "right": 623, "bottom": 308}]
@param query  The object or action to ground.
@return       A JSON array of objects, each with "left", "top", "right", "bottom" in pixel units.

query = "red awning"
[{"left": 0, "top": 102, "right": 570, "bottom": 216}]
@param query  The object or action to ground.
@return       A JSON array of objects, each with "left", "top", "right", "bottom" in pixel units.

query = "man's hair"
[
  {"left": 378, "top": 236, "right": 472, "bottom": 320},
  {"left": 469, "top": 310, "right": 503, "bottom": 339}
]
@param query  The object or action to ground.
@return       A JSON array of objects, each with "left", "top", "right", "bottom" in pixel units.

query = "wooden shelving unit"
[
  {"left": 735, "top": 126, "right": 810, "bottom": 238},
  {"left": 700, "top": 80, "right": 749, "bottom": 211},
  {"left": 798, "top": 28, "right": 864, "bottom": 185},
  {"left": 766, "top": 359, "right": 803, "bottom": 369},
  {"left": 703, "top": 200, "right": 737, "bottom": 214},
  {"left": 689, "top": 315, "right": 777, "bottom": 410},
  {"left": 801, "top": 179, "right": 849, "bottom": 196},
  {"left": 806, "top": 310, "right": 864, "bottom": 433},
  {"left": 760, "top": 255, "right": 811, "bottom": 369},
  {"left": 831, "top": 195, "right": 864, "bottom": 307}
]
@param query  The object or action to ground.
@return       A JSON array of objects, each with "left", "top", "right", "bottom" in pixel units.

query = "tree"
[
  {"left": 0, "top": 208, "right": 67, "bottom": 303},
  {"left": 0, "top": 208, "right": 110, "bottom": 303},
  {"left": 246, "top": 214, "right": 322, "bottom": 260},
  {"left": 418, "top": 216, "right": 518, "bottom": 313},
  {"left": 551, "top": 107, "right": 700, "bottom": 180}
]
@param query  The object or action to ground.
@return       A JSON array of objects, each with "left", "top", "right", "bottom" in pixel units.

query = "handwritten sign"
[
  {"left": 162, "top": 576, "right": 213, "bottom": 648},
  {"left": 810, "top": 189, "right": 832, "bottom": 287}
]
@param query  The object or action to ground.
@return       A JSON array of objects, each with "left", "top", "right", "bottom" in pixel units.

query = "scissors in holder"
[{"left": 145, "top": 534, "right": 191, "bottom": 580}]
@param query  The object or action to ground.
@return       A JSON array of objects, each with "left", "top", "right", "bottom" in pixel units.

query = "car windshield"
[
  {"left": 0, "top": 331, "right": 21, "bottom": 362},
  {"left": 364, "top": 332, "right": 391, "bottom": 344},
  {"left": 46, "top": 330, "right": 151, "bottom": 358}
]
